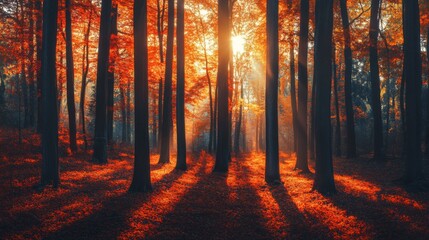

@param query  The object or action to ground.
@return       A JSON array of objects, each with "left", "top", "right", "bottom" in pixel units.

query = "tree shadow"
[
  {"left": 327, "top": 180, "right": 429, "bottom": 239},
  {"left": 146, "top": 158, "right": 274, "bottom": 240},
  {"left": 37, "top": 161, "right": 196, "bottom": 240}
]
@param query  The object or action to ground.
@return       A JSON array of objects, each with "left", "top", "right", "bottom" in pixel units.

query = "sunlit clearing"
[{"left": 232, "top": 35, "right": 245, "bottom": 55}]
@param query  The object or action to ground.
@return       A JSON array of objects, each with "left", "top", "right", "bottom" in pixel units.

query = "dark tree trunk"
[
  {"left": 158, "top": 0, "right": 174, "bottom": 164},
  {"left": 28, "top": 1, "right": 36, "bottom": 127},
  {"left": 214, "top": 0, "right": 230, "bottom": 173},
  {"left": 234, "top": 76, "right": 243, "bottom": 155},
  {"left": 176, "top": 0, "right": 187, "bottom": 170},
  {"left": 92, "top": 0, "right": 112, "bottom": 164},
  {"left": 333, "top": 45, "right": 341, "bottom": 157},
  {"left": 36, "top": 0, "right": 43, "bottom": 133},
  {"left": 120, "top": 85, "right": 127, "bottom": 143},
  {"left": 369, "top": 0, "right": 383, "bottom": 161},
  {"left": 107, "top": 4, "right": 118, "bottom": 148},
  {"left": 19, "top": 1, "right": 29, "bottom": 128},
  {"left": 312, "top": 0, "right": 336, "bottom": 195},
  {"left": 290, "top": 40, "right": 298, "bottom": 153},
  {"left": 65, "top": 0, "right": 77, "bottom": 153},
  {"left": 402, "top": 0, "right": 423, "bottom": 184},
  {"left": 426, "top": 28, "right": 429, "bottom": 156},
  {"left": 126, "top": 77, "right": 131, "bottom": 143},
  {"left": 265, "top": 0, "right": 280, "bottom": 184},
  {"left": 130, "top": 0, "right": 152, "bottom": 192},
  {"left": 339, "top": 0, "right": 356, "bottom": 158},
  {"left": 213, "top": 82, "right": 218, "bottom": 152},
  {"left": 80, "top": 5, "right": 92, "bottom": 150},
  {"left": 41, "top": 0, "right": 59, "bottom": 188},
  {"left": 309, "top": 73, "right": 316, "bottom": 160},
  {"left": 157, "top": 79, "right": 163, "bottom": 150},
  {"left": 296, "top": 0, "right": 309, "bottom": 171}
]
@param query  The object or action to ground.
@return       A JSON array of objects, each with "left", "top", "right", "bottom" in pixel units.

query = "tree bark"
[
  {"left": 402, "top": 0, "right": 423, "bottom": 184},
  {"left": 36, "top": 0, "right": 43, "bottom": 133},
  {"left": 41, "top": 0, "right": 59, "bottom": 188},
  {"left": 296, "top": 0, "right": 309, "bottom": 171},
  {"left": 333, "top": 45, "right": 341, "bottom": 157},
  {"left": 369, "top": 0, "right": 383, "bottom": 161},
  {"left": 214, "top": 0, "right": 230, "bottom": 173},
  {"left": 176, "top": 0, "right": 187, "bottom": 170},
  {"left": 158, "top": 0, "right": 175, "bottom": 164},
  {"left": 130, "top": 0, "right": 152, "bottom": 192},
  {"left": 339, "top": 0, "right": 356, "bottom": 158},
  {"left": 312, "top": 0, "right": 336, "bottom": 195},
  {"left": 265, "top": 0, "right": 280, "bottom": 184},
  {"left": 65, "top": 0, "right": 78, "bottom": 153},
  {"left": 290, "top": 40, "right": 298, "bottom": 153},
  {"left": 107, "top": 4, "right": 118, "bottom": 148},
  {"left": 92, "top": 0, "right": 112, "bottom": 164}
]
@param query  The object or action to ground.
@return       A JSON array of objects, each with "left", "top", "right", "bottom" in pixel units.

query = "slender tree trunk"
[
  {"left": 28, "top": 2, "right": 36, "bottom": 127},
  {"left": 425, "top": 28, "right": 429, "bottom": 156},
  {"left": 107, "top": 4, "right": 118, "bottom": 148},
  {"left": 312, "top": 0, "right": 336, "bottom": 195},
  {"left": 296, "top": 0, "right": 310, "bottom": 171},
  {"left": 214, "top": 0, "right": 230, "bottom": 173},
  {"left": 176, "top": 0, "right": 187, "bottom": 170},
  {"left": 290, "top": 40, "right": 298, "bottom": 153},
  {"left": 213, "top": 83, "right": 218, "bottom": 152},
  {"left": 157, "top": 79, "right": 163, "bottom": 150},
  {"left": 402, "top": 0, "right": 423, "bottom": 184},
  {"left": 333, "top": 45, "right": 341, "bottom": 157},
  {"left": 41, "top": 0, "right": 59, "bottom": 188},
  {"left": 126, "top": 78, "right": 131, "bottom": 143},
  {"left": 130, "top": 0, "right": 152, "bottom": 192},
  {"left": 65, "top": 0, "right": 77, "bottom": 153},
  {"left": 369, "top": 0, "right": 383, "bottom": 161},
  {"left": 158, "top": 0, "right": 175, "bottom": 164},
  {"left": 265, "top": 0, "right": 280, "bottom": 184},
  {"left": 58, "top": 51, "right": 64, "bottom": 119},
  {"left": 80, "top": 5, "right": 92, "bottom": 150},
  {"left": 339, "top": 0, "right": 356, "bottom": 158},
  {"left": 92, "top": 0, "right": 112, "bottom": 164},
  {"left": 120, "top": 85, "right": 127, "bottom": 143},
  {"left": 19, "top": 1, "right": 29, "bottom": 128},
  {"left": 36, "top": 0, "right": 43, "bottom": 133},
  {"left": 234, "top": 76, "right": 243, "bottom": 155}
]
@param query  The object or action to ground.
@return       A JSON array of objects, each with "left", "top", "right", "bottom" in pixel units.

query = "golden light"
[{"left": 232, "top": 35, "right": 245, "bottom": 55}]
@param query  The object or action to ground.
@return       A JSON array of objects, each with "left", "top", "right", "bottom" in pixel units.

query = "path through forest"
[{"left": 0, "top": 130, "right": 428, "bottom": 239}]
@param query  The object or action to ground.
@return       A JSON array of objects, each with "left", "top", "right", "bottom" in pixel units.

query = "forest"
[{"left": 0, "top": 0, "right": 428, "bottom": 239}]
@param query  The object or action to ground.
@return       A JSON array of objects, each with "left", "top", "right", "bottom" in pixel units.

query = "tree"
[
  {"left": 158, "top": 0, "right": 174, "bottom": 164},
  {"left": 369, "top": 0, "right": 383, "bottom": 161},
  {"left": 312, "top": 0, "right": 336, "bottom": 195},
  {"left": 265, "top": 0, "right": 280, "bottom": 184},
  {"left": 40, "top": 0, "right": 59, "bottom": 187},
  {"left": 92, "top": 0, "right": 112, "bottom": 164},
  {"left": 176, "top": 0, "right": 187, "bottom": 170},
  {"left": 339, "top": 0, "right": 356, "bottom": 158},
  {"left": 129, "top": 0, "right": 152, "bottom": 193},
  {"left": 107, "top": 4, "right": 118, "bottom": 148},
  {"left": 333, "top": 45, "right": 341, "bottom": 157},
  {"left": 65, "top": 0, "right": 77, "bottom": 153},
  {"left": 295, "top": 0, "right": 310, "bottom": 172},
  {"left": 214, "top": 0, "right": 230, "bottom": 173},
  {"left": 402, "top": 0, "right": 423, "bottom": 185}
]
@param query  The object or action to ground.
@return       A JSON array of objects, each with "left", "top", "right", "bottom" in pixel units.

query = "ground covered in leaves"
[{"left": 1, "top": 130, "right": 429, "bottom": 240}]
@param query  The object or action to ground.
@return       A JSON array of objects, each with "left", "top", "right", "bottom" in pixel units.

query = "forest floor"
[{"left": 0, "top": 129, "right": 429, "bottom": 240}]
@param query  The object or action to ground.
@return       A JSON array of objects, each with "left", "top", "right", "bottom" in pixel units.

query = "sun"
[{"left": 232, "top": 35, "right": 245, "bottom": 55}]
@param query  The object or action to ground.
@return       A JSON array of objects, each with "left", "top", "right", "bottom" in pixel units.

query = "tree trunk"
[
  {"left": 265, "top": 0, "right": 280, "bottom": 184},
  {"left": 130, "top": 0, "right": 152, "bottom": 192},
  {"left": 120, "top": 85, "right": 127, "bottom": 143},
  {"left": 65, "top": 0, "right": 77, "bottom": 153},
  {"left": 369, "top": 0, "right": 383, "bottom": 161},
  {"left": 176, "top": 0, "right": 187, "bottom": 170},
  {"left": 107, "top": 4, "right": 118, "bottom": 148},
  {"left": 214, "top": 0, "right": 230, "bottom": 173},
  {"left": 402, "top": 0, "right": 423, "bottom": 184},
  {"left": 92, "top": 0, "right": 112, "bottom": 164},
  {"left": 41, "top": 0, "right": 59, "bottom": 188},
  {"left": 290, "top": 40, "right": 298, "bottom": 153},
  {"left": 36, "top": 0, "right": 43, "bottom": 133},
  {"left": 339, "top": 0, "right": 356, "bottom": 158},
  {"left": 312, "top": 0, "right": 336, "bottom": 195},
  {"left": 158, "top": 0, "right": 175, "bottom": 164},
  {"left": 126, "top": 77, "right": 131, "bottom": 143},
  {"left": 296, "top": 0, "right": 309, "bottom": 171},
  {"left": 28, "top": 1, "right": 36, "bottom": 128},
  {"left": 157, "top": 78, "right": 163, "bottom": 150},
  {"left": 333, "top": 45, "right": 341, "bottom": 157},
  {"left": 234, "top": 76, "right": 243, "bottom": 155},
  {"left": 80, "top": 5, "right": 92, "bottom": 150},
  {"left": 425, "top": 28, "right": 429, "bottom": 156}
]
